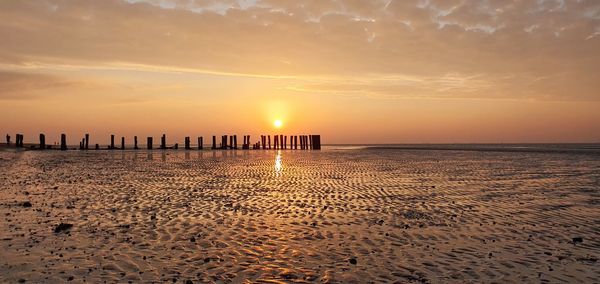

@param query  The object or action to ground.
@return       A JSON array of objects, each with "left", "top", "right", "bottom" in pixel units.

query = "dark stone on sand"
[
  {"left": 18, "top": 279, "right": 25, "bottom": 283},
  {"left": 204, "top": 257, "right": 210, "bottom": 263},
  {"left": 572, "top": 237, "right": 583, "bottom": 244},
  {"left": 54, "top": 223, "right": 73, "bottom": 233},
  {"left": 21, "top": 201, "right": 32, "bottom": 207},
  {"left": 185, "top": 280, "right": 193, "bottom": 284},
  {"left": 67, "top": 276, "right": 74, "bottom": 281},
  {"left": 190, "top": 237, "right": 196, "bottom": 243},
  {"left": 349, "top": 258, "right": 357, "bottom": 265}
]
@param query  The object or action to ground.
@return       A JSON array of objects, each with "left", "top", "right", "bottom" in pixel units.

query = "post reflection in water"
[{"left": 274, "top": 150, "right": 283, "bottom": 175}]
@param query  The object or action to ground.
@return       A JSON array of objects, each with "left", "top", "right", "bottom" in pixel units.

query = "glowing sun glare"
[{"left": 274, "top": 119, "right": 283, "bottom": 128}]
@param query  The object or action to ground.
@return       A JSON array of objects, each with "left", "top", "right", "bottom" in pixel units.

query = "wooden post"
[
  {"left": 274, "top": 135, "right": 279, "bottom": 149},
  {"left": 294, "top": 135, "right": 298, "bottom": 149},
  {"left": 229, "top": 135, "right": 234, "bottom": 149},
  {"left": 5, "top": 134, "right": 10, "bottom": 146},
  {"left": 233, "top": 135, "right": 237, "bottom": 149},
  {"left": 222, "top": 135, "right": 228, "bottom": 149},
  {"left": 185, "top": 137, "right": 190, "bottom": 150},
  {"left": 134, "top": 136, "right": 139, "bottom": 149},
  {"left": 110, "top": 135, "right": 115, "bottom": 149},
  {"left": 160, "top": 134, "right": 166, "bottom": 149},
  {"left": 95, "top": 144, "right": 99, "bottom": 150},
  {"left": 85, "top": 134, "right": 89, "bottom": 150},
  {"left": 174, "top": 143, "right": 178, "bottom": 150},
  {"left": 147, "top": 137, "right": 153, "bottom": 149},
  {"left": 212, "top": 136, "right": 216, "bottom": 149},
  {"left": 283, "top": 135, "right": 287, "bottom": 150},
  {"left": 60, "top": 134, "right": 67, "bottom": 151},
  {"left": 39, "top": 134, "right": 45, "bottom": 150},
  {"left": 313, "top": 135, "right": 321, "bottom": 150},
  {"left": 79, "top": 140, "right": 83, "bottom": 150},
  {"left": 121, "top": 137, "right": 125, "bottom": 150},
  {"left": 198, "top": 137, "right": 203, "bottom": 150}
]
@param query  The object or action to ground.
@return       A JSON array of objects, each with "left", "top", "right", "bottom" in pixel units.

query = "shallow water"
[{"left": 1, "top": 149, "right": 599, "bottom": 283}]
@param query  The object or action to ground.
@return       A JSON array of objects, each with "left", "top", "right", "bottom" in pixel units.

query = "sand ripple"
[{"left": 0, "top": 149, "right": 599, "bottom": 283}]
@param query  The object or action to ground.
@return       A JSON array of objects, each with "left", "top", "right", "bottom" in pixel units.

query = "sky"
[{"left": 1, "top": 0, "right": 599, "bottom": 144}]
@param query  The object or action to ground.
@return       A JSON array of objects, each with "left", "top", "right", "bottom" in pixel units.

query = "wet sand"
[{"left": 1, "top": 149, "right": 599, "bottom": 283}]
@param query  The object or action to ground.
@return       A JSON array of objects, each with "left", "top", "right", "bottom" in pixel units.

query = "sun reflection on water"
[{"left": 274, "top": 150, "right": 283, "bottom": 175}]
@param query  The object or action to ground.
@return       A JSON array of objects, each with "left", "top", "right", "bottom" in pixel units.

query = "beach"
[{"left": 1, "top": 148, "right": 599, "bottom": 283}]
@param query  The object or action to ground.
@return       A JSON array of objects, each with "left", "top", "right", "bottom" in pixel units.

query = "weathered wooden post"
[
  {"left": 274, "top": 135, "right": 279, "bottom": 149},
  {"left": 95, "top": 144, "right": 99, "bottom": 150},
  {"left": 233, "top": 135, "right": 238, "bottom": 149},
  {"left": 229, "top": 135, "right": 234, "bottom": 149},
  {"left": 198, "top": 137, "right": 203, "bottom": 150},
  {"left": 174, "top": 143, "right": 179, "bottom": 150},
  {"left": 39, "top": 134, "right": 46, "bottom": 150},
  {"left": 147, "top": 137, "right": 153, "bottom": 149},
  {"left": 121, "top": 137, "right": 125, "bottom": 150},
  {"left": 5, "top": 134, "right": 9, "bottom": 146},
  {"left": 134, "top": 136, "right": 139, "bottom": 149},
  {"left": 185, "top": 137, "right": 191, "bottom": 150},
  {"left": 313, "top": 135, "right": 321, "bottom": 150},
  {"left": 109, "top": 135, "right": 114, "bottom": 149},
  {"left": 212, "top": 136, "right": 217, "bottom": 149},
  {"left": 160, "top": 134, "right": 166, "bottom": 149},
  {"left": 60, "top": 134, "right": 67, "bottom": 151},
  {"left": 294, "top": 135, "right": 298, "bottom": 149},
  {"left": 79, "top": 140, "right": 83, "bottom": 150},
  {"left": 283, "top": 135, "right": 287, "bottom": 149},
  {"left": 222, "top": 135, "right": 228, "bottom": 149},
  {"left": 85, "top": 134, "right": 89, "bottom": 150}
]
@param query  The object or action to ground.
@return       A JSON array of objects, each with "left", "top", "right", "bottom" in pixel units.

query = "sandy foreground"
[{"left": 0, "top": 149, "right": 598, "bottom": 283}]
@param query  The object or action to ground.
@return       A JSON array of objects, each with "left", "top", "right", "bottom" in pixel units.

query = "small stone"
[
  {"left": 54, "top": 223, "right": 73, "bottom": 233},
  {"left": 572, "top": 237, "right": 583, "bottom": 244},
  {"left": 21, "top": 201, "right": 32, "bottom": 208},
  {"left": 185, "top": 280, "right": 193, "bottom": 284},
  {"left": 204, "top": 257, "right": 210, "bottom": 263},
  {"left": 190, "top": 237, "right": 196, "bottom": 243},
  {"left": 348, "top": 258, "right": 357, "bottom": 265}
]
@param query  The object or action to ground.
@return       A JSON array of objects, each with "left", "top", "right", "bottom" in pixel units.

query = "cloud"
[{"left": 0, "top": 0, "right": 598, "bottom": 100}]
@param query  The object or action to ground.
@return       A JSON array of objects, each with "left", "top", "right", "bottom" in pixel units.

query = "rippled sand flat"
[{"left": 1, "top": 149, "right": 599, "bottom": 283}]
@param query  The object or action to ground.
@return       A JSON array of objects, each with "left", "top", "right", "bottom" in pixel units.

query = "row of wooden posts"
[{"left": 6, "top": 134, "right": 321, "bottom": 151}]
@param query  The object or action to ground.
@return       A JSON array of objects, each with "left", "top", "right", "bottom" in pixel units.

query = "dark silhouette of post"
[
  {"left": 134, "top": 136, "right": 139, "bottom": 149},
  {"left": 160, "top": 134, "right": 166, "bottom": 149},
  {"left": 60, "top": 134, "right": 67, "bottom": 151},
  {"left": 147, "top": 137, "right": 153, "bottom": 149},
  {"left": 121, "top": 137, "right": 125, "bottom": 150},
  {"left": 185, "top": 137, "right": 191, "bottom": 150},
  {"left": 95, "top": 144, "right": 99, "bottom": 150},
  {"left": 212, "top": 136, "right": 217, "bottom": 149},
  {"left": 5, "top": 134, "right": 9, "bottom": 145},
  {"left": 274, "top": 135, "right": 279, "bottom": 149},
  {"left": 268, "top": 135, "right": 271, "bottom": 149},
  {"left": 294, "top": 136, "right": 298, "bottom": 149},
  {"left": 222, "top": 135, "right": 228, "bottom": 149},
  {"left": 309, "top": 135, "right": 313, "bottom": 149},
  {"left": 39, "top": 134, "right": 45, "bottom": 150},
  {"left": 312, "top": 135, "right": 321, "bottom": 150},
  {"left": 198, "top": 137, "right": 203, "bottom": 150},
  {"left": 174, "top": 143, "right": 178, "bottom": 150},
  {"left": 282, "top": 135, "right": 286, "bottom": 149},
  {"left": 233, "top": 135, "right": 237, "bottom": 149},
  {"left": 229, "top": 135, "right": 233, "bottom": 149},
  {"left": 79, "top": 139, "right": 84, "bottom": 150},
  {"left": 110, "top": 135, "right": 115, "bottom": 149},
  {"left": 85, "top": 134, "right": 89, "bottom": 150}
]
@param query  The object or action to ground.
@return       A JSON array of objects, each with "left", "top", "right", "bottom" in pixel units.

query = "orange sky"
[{"left": 1, "top": 0, "right": 599, "bottom": 144}]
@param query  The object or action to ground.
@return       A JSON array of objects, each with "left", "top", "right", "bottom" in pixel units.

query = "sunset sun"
[{"left": 273, "top": 119, "right": 283, "bottom": 128}]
